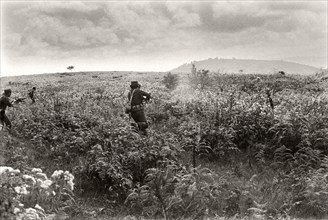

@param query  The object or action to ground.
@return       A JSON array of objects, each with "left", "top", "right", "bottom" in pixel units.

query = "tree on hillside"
[{"left": 67, "top": 66, "right": 74, "bottom": 72}]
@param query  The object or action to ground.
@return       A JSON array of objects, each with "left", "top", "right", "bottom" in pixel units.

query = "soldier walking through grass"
[
  {"left": 125, "top": 81, "right": 151, "bottom": 136},
  {"left": 28, "top": 87, "right": 36, "bottom": 104}
]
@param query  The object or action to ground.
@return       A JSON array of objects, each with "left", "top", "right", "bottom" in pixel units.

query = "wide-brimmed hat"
[{"left": 130, "top": 81, "right": 140, "bottom": 88}]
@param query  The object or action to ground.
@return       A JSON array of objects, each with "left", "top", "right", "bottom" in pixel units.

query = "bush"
[
  {"left": 162, "top": 72, "right": 179, "bottom": 90},
  {"left": 189, "top": 68, "right": 212, "bottom": 90},
  {"left": 126, "top": 164, "right": 231, "bottom": 219},
  {"left": 0, "top": 166, "right": 75, "bottom": 219},
  {"left": 75, "top": 127, "right": 181, "bottom": 202}
]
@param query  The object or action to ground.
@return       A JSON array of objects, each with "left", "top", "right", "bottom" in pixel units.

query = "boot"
[
  {"left": 130, "top": 123, "right": 139, "bottom": 132},
  {"left": 130, "top": 122, "right": 137, "bottom": 128}
]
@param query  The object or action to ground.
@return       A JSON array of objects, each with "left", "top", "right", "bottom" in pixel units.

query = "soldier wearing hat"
[
  {"left": 0, "top": 89, "right": 14, "bottom": 129},
  {"left": 127, "top": 81, "right": 151, "bottom": 135}
]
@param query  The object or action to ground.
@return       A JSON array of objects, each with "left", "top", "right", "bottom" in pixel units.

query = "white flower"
[
  {"left": 35, "top": 172, "right": 48, "bottom": 180},
  {"left": 23, "top": 175, "right": 36, "bottom": 185},
  {"left": 21, "top": 208, "right": 40, "bottom": 220},
  {"left": 67, "top": 180, "right": 74, "bottom": 191},
  {"left": 11, "top": 169, "right": 21, "bottom": 174},
  {"left": 22, "top": 185, "right": 29, "bottom": 195},
  {"left": 31, "top": 168, "right": 43, "bottom": 173},
  {"left": 40, "top": 179, "right": 53, "bottom": 189},
  {"left": 25, "top": 208, "right": 38, "bottom": 214},
  {"left": 14, "top": 186, "right": 21, "bottom": 194},
  {"left": 0, "top": 166, "right": 14, "bottom": 175},
  {"left": 14, "top": 207, "right": 21, "bottom": 214},
  {"left": 51, "top": 170, "right": 75, "bottom": 190},
  {"left": 51, "top": 170, "right": 64, "bottom": 179},
  {"left": 63, "top": 171, "right": 75, "bottom": 190},
  {"left": 14, "top": 185, "right": 28, "bottom": 195},
  {"left": 64, "top": 171, "right": 74, "bottom": 181},
  {"left": 35, "top": 204, "right": 45, "bottom": 213},
  {"left": 36, "top": 179, "right": 42, "bottom": 186}
]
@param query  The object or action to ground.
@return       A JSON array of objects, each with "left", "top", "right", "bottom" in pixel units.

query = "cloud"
[
  {"left": 198, "top": 1, "right": 327, "bottom": 34},
  {"left": 266, "top": 1, "right": 327, "bottom": 13},
  {"left": 172, "top": 9, "right": 201, "bottom": 28},
  {"left": 14, "top": 4, "right": 119, "bottom": 50},
  {"left": 1, "top": 1, "right": 327, "bottom": 75},
  {"left": 3, "top": 33, "right": 21, "bottom": 50}
]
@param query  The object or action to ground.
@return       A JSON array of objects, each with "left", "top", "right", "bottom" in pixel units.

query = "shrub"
[
  {"left": 125, "top": 165, "right": 224, "bottom": 219},
  {"left": 75, "top": 126, "right": 181, "bottom": 202},
  {"left": 189, "top": 64, "right": 212, "bottom": 90},
  {"left": 162, "top": 72, "right": 179, "bottom": 90},
  {"left": 0, "top": 166, "right": 75, "bottom": 219}
]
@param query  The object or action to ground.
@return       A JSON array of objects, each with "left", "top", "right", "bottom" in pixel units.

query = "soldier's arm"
[{"left": 7, "top": 98, "right": 14, "bottom": 107}]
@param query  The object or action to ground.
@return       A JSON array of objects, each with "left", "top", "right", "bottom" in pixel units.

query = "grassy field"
[{"left": 1, "top": 69, "right": 328, "bottom": 219}]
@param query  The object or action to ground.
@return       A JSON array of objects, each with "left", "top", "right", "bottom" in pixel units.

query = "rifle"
[{"left": 12, "top": 97, "right": 27, "bottom": 104}]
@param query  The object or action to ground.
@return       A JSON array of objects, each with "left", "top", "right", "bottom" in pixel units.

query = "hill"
[{"left": 170, "top": 58, "right": 319, "bottom": 75}]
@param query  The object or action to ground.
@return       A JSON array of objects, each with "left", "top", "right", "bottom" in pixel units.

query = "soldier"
[
  {"left": 127, "top": 81, "right": 151, "bottom": 135},
  {"left": 0, "top": 89, "right": 14, "bottom": 130},
  {"left": 28, "top": 87, "right": 36, "bottom": 104}
]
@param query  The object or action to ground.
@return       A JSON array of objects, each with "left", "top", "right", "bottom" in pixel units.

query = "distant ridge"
[{"left": 170, "top": 58, "right": 319, "bottom": 75}]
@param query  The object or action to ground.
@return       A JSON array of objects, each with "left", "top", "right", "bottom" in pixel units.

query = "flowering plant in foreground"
[{"left": 0, "top": 166, "right": 75, "bottom": 219}]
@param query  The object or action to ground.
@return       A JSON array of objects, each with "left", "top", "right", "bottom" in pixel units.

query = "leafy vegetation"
[
  {"left": 1, "top": 69, "right": 328, "bottom": 219},
  {"left": 162, "top": 72, "right": 179, "bottom": 91},
  {"left": 0, "top": 167, "right": 75, "bottom": 219}
]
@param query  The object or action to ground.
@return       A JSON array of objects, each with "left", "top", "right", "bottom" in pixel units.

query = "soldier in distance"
[
  {"left": 28, "top": 87, "right": 36, "bottom": 104},
  {"left": 126, "top": 81, "right": 151, "bottom": 136}
]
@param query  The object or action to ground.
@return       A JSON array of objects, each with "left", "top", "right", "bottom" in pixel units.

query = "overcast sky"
[{"left": 1, "top": 0, "right": 327, "bottom": 76}]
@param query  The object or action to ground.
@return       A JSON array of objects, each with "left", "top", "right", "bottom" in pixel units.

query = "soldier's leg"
[
  {"left": 130, "top": 112, "right": 139, "bottom": 132},
  {"left": 129, "top": 118, "right": 138, "bottom": 131},
  {"left": 3, "top": 115, "right": 12, "bottom": 129},
  {"left": 0, "top": 111, "right": 5, "bottom": 128},
  {"left": 131, "top": 111, "right": 148, "bottom": 130},
  {"left": 0, "top": 112, "right": 11, "bottom": 129},
  {"left": 131, "top": 112, "right": 138, "bottom": 124},
  {"left": 0, "top": 113, "right": 4, "bottom": 130},
  {"left": 135, "top": 111, "right": 148, "bottom": 135}
]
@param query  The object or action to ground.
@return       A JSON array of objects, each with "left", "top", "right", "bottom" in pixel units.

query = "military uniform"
[
  {"left": 128, "top": 82, "right": 151, "bottom": 135},
  {"left": 0, "top": 92, "right": 13, "bottom": 129}
]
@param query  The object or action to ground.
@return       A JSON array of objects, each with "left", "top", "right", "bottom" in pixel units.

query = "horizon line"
[{"left": 1, "top": 57, "right": 327, "bottom": 77}]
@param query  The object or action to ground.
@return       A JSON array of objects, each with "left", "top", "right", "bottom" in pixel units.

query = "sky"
[{"left": 1, "top": 0, "right": 327, "bottom": 76}]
